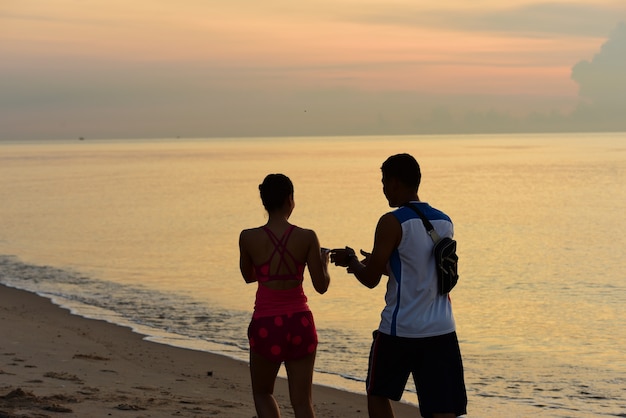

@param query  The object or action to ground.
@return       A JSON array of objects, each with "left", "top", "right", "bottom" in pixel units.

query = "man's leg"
[
  {"left": 367, "top": 394, "right": 394, "bottom": 418},
  {"left": 413, "top": 333, "right": 467, "bottom": 418},
  {"left": 366, "top": 332, "right": 409, "bottom": 418}
]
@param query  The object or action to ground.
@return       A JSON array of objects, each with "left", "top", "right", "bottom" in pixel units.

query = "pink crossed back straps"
[{"left": 254, "top": 225, "right": 305, "bottom": 283}]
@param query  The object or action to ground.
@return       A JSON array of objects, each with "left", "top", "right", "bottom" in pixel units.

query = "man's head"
[
  {"left": 381, "top": 153, "right": 421, "bottom": 190},
  {"left": 381, "top": 153, "right": 421, "bottom": 206}
]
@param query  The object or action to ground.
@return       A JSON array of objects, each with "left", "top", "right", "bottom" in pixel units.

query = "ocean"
[{"left": 0, "top": 134, "right": 624, "bottom": 417}]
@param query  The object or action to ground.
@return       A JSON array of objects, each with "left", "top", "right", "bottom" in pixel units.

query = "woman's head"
[{"left": 259, "top": 174, "right": 294, "bottom": 212}]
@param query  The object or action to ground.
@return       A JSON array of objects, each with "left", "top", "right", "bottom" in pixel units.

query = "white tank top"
[{"left": 377, "top": 202, "right": 456, "bottom": 338}]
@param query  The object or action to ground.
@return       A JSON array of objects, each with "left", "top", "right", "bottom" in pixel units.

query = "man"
[{"left": 331, "top": 153, "right": 467, "bottom": 418}]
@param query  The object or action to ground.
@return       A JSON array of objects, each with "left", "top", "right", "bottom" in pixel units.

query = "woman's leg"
[
  {"left": 250, "top": 350, "right": 282, "bottom": 418},
  {"left": 284, "top": 351, "right": 316, "bottom": 418}
]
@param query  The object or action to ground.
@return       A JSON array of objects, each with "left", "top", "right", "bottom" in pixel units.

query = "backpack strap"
[{"left": 404, "top": 203, "right": 442, "bottom": 243}]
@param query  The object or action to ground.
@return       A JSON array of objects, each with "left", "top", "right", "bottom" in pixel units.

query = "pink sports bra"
[{"left": 254, "top": 225, "right": 305, "bottom": 283}]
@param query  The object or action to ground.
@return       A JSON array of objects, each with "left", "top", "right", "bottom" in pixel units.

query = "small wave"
[{"left": 0, "top": 254, "right": 251, "bottom": 355}]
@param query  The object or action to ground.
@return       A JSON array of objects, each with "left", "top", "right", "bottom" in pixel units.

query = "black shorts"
[{"left": 366, "top": 330, "right": 467, "bottom": 418}]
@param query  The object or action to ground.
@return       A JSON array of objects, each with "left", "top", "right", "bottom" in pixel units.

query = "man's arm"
[{"left": 341, "top": 213, "right": 401, "bottom": 289}]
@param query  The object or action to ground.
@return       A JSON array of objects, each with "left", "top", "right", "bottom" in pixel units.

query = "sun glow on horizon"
[{"left": 1, "top": 0, "right": 625, "bottom": 139}]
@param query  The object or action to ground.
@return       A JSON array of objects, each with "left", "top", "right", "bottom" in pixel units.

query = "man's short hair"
[{"left": 381, "top": 153, "right": 421, "bottom": 191}]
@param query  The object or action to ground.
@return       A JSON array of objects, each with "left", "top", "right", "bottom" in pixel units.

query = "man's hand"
[
  {"left": 348, "top": 250, "right": 371, "bottom": 273},
  {"left": 330, "top": 246, "right": 357, "bottom": 267}
]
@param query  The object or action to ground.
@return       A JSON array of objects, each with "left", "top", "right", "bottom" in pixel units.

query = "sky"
[{"left": 1, "top": 0, "right": 625, "bottom": 140}]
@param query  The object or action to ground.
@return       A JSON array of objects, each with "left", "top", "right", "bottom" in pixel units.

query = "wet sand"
[{"left": 0, "top": 284, "right": 420, "bottom": 417}]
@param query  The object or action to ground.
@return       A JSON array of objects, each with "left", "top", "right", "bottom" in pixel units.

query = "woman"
[{"left": 239, "top": 173, "right": 331, "bottom": 418}]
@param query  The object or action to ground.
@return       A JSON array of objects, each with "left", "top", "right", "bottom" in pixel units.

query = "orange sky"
[{"left": 1, "top": 0, "right": 625, "bottom": 138}]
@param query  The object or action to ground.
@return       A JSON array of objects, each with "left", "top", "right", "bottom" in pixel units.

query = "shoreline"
[{"left": 0, "top": 284, "right": 420, "bottom": 417}]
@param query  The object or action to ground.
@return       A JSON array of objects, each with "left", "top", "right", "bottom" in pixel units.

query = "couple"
[{"left": 239, "top": 153, "right": 467, "bottom": 418}]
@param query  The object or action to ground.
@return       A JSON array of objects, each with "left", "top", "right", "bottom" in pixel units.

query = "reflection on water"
[{"left": 1, "top": 134, "right": 625, "bottom": 416}]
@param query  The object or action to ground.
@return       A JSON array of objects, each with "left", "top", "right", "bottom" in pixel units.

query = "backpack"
[{"left": 405, "top": 203, "right": 459, "bottom": 294}]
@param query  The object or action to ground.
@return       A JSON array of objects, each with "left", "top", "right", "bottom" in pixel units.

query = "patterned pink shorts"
[{"left": 248, "top": 311, "right": 318, "bottom": 363}]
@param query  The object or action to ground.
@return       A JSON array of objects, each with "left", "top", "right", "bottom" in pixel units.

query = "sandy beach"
[{"left": 0, "top": 284, "right": 420, "bottom": 417}]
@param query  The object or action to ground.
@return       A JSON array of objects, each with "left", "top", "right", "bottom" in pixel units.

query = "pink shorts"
[{"left": 248, "top": 311, "right": 318, "bottom": 363}]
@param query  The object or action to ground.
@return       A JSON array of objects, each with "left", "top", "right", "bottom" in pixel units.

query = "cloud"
[
  {"left": 348, "top": 2, "right": 626, "bottom": 38},
  {"left": 572, "top": 22, "right": 626, "bottom": 103},
  {"left": 464, "top": 2, "right": 625, "bottom": 37},
  {"left": 570, "top": 22, "right": 626, "bottom": 130}
]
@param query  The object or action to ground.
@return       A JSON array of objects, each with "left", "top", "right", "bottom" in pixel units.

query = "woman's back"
[{"left": 241, "top": 224, "right": 315, "bottom": 290}]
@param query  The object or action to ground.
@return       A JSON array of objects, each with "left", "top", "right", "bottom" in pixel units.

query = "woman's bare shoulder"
[
  {"left": 239, "top": 226, "right": 264, "bottom": 240},
  {"left": 291, "top": 225, "right": 318, "bottom": 241}
]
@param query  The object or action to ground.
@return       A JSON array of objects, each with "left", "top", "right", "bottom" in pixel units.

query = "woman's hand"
[{"left": 320, "top": 247, "right": 331, "bottom": 265}]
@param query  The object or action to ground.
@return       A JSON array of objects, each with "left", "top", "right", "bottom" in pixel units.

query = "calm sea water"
[{"left": 1, "top": 134, "right": 625, "bottom": 417}]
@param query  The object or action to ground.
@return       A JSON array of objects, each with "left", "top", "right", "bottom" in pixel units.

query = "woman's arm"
[
  {"left": 306, "top": 230, "right": 330, "bottom": 294},
  {"left": 239, "top": 230, "right": 257, "bottom": 283}
]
